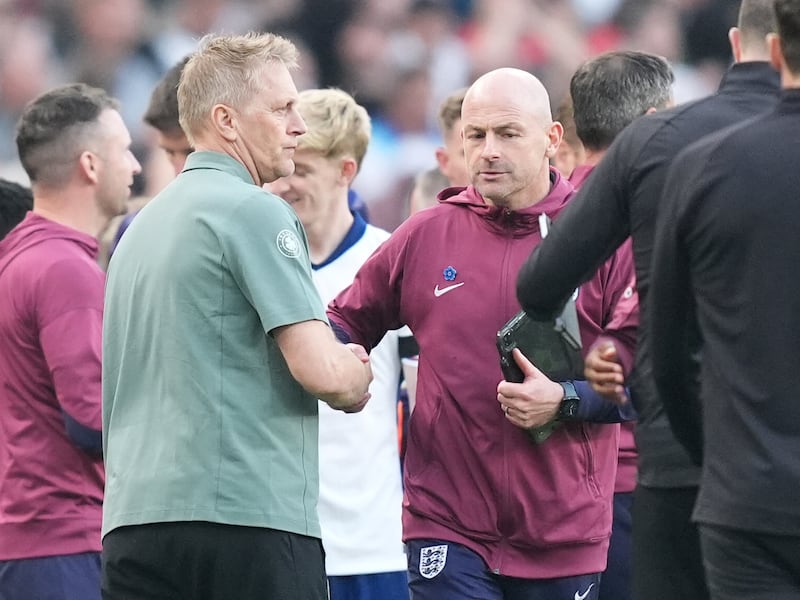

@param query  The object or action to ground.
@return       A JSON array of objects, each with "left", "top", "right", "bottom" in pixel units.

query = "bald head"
[
  {"left": 461, "top": 68, "right": 562, "bottom": 210},
  {"left": 464, "top": 68, "right": 553, "bottom": 125}
]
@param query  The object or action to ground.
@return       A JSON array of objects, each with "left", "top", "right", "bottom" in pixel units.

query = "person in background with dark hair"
[
  {"left": 516, "top": 1, "right": 779, "bottom": 599},
  {"left": 568, "top": 50, "right": 674, "bottom": 183},
  {"left": 551, "top": 95, "right": 584, "bottom": 179},
  {"left": 0, "top": 83, "right": 141, "bottom": 600},
  {"left": 108, "top": 56, "right": 193, "bottom": 260},
  {"left": 566, "top": 49, "right": 674, "bottom": 600},
  {"left": 650, "top": 1, "right": 800, "bottom": 597},
  {"left": 142, "top": 55, "right": 194, "bottom": 176},
  {"left": 0, "top": 178, "right": 32, "bottom": 240}
]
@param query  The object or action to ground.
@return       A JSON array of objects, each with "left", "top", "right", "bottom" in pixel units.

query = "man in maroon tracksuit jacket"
[{"left": 328, "top": 68, "right": 635, "bottom": 600}]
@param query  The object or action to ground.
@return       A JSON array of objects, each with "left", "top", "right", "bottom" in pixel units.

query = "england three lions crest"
[{"left": 419, "top": 544, "right": 448, "bottom": 579}]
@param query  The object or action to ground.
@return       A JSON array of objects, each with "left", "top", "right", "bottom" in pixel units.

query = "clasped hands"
[{"left": 336, "top": 343, "right": 373, "bottom": 414}]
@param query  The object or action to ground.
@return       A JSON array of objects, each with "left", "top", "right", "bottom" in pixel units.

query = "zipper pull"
[{"left": 538, "top": 213, "right": 551, "bottom": 238}]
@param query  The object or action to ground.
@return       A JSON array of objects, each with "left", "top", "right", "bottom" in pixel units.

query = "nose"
[
  {"left": 289, "top": 107, "right": 307, "bottom": 137},
  {"left": 480, "top": 132, "right": 500, "bottom": 161},
  {"left": 129, "top": 151, "right": 143, "bottom": 175}
]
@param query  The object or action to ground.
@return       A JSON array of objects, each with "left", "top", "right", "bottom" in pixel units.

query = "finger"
[
  {"left": 497, "top": 392, "right": 513, "bottom": 410},
  {"left": 598, "top": 344, "right": 619, "bottom": 361},
  {"left": 585, "top": 362, "right": 623, "bottom": 378},
  {"left": 346, "top": 343, "right": 370, "bottom": 362},
  {"left": 586, "top": 349, "right": 623, "bottom": 373},
  {"left": 585, "top": 367, "right": 624, "bottom": 384},
  {"left": 343, "top": 392, "right": 371, "bottom": 413},
  {"left": 511, "top": 347, "right": 544, "bottom": 380},
  {"left": 590, "top": 380, "right": 622, "bottom": 394}
]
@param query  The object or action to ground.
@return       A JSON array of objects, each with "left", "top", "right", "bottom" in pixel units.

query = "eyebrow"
[{"left": 464, "top": 122, "right": 523, "bottom": 132}]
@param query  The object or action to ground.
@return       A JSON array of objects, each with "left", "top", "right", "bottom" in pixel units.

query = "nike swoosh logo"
[
  {"left": 575, "top": 583, "right": 595, "bottom": 600},
  {"left": 433, "top": 282, "right": 465, "bottom": 297}
]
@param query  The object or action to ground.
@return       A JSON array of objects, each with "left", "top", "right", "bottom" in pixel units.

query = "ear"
[
  {"left": 729, "top": 27, "right": 742, "bottom": 63},
  {"left": 340, "top": 156, "right": 359, "bottom": 186},
  {"left": 211, "top": 104, "right": 238, "bottom": 142},
  {"left": 435, "top": 146, "right": 449, "bottom": 172},
  {"left": 768, "top": 32, "right": 784, "bottom": 72},
  {"left": 78, "top": 151, "right": 100, "bottom": 185},
  {"left": 545, "top": 121, "right": 564, "bottom": 160}
]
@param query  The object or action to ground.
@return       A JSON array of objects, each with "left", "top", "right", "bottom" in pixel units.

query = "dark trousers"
[
  {"left": 407, "top": 539, "right": 600, "bottom": 600},
  {"left": 0, "top": 552, "right": 101, "bottom": 600},
  {"left": 632, "top": 485, "right": 709, "bottom": 600},
  {"left": 328, "top": 572, "right": 409, "bottom": 600},
  {"left": 700, "top": 523, "right": 800, "bottom": 600},
  {"left": 102, "top": 521, "right": 327, "bottom": 600},
  {"left": 599, "top": 491, "right": 633, "bottom": 600}
]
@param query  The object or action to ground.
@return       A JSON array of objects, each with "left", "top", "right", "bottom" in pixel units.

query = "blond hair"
[
  {"left": 178, "top": 32, "right": 298, "bottom": 144},
  {"left": 295, "top": 88, "right": 371, "bottom": 171}
]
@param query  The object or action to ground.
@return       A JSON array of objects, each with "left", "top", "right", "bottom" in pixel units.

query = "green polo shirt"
[{"left": 102, "top": 152, "right": 326, "bottom": 538}]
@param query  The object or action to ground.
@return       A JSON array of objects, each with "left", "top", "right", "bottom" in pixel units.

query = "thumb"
[
  {"left": 597, "top": 341, "right": 619, "bottom": 362},
  {"left": 512, "top": 347, "right": 543, "bottom": 380},
  {"left": 346, "top": 343, "right": 370, "bottom": 363}
]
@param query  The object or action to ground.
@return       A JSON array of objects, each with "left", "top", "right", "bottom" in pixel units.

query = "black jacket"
[
  {"left": 650, "top": 89, "right": 800, "bottom": 534},
  {"left": 517, "top": 62, "right": 780, "bottom": 488}
]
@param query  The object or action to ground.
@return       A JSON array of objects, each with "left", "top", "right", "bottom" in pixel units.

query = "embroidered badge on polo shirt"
[{"left": 276, "top": 229, "right": 301, "bottom": 258}]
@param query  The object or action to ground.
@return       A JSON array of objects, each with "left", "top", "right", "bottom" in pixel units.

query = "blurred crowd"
[
  {"left": 4, "top": 0, "right": 800, "bottom": 596},
  {"left": 0, "top": 0, "right": 740, "bottom": 229}
]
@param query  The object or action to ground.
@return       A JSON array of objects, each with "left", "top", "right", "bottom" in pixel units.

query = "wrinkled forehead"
[{"left": 461, "top": 93, "right": 550, "bottom": 130}]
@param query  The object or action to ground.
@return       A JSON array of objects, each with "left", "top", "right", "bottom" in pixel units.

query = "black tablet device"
[{"left": 496, "top": 299, "right": 584, "bottom": 384}]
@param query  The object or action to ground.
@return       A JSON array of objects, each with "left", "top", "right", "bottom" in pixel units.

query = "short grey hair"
[{"left": 178, "top": 32, "right": 299, "bottom": 144}]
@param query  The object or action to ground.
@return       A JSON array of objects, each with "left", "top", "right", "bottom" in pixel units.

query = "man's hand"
[
  {"left": 585, "top": 341, "right": 627, "bottom": 404},
  {"left": 335, "top": 343, "right": 373, "bottom": 413},
  {"left": 497, "top": 348, "right": 563, "bottom": 429}
]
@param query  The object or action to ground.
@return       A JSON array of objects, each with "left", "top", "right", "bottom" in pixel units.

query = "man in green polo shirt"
[{"left": 101, "top": 32, "right": 373, "bottom": 600}]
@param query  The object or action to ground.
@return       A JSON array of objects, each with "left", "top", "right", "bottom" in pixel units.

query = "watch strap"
[{"left": 557, "top": 381, "right": 580, "bottom": 420}]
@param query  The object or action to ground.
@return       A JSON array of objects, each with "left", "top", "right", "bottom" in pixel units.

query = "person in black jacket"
[
  {"left": 514, "top": 1, "right": 779, "bottom": 599},
  {"left": 0, "top": 179, "right": 32, "bottom": 240},
  {"left": 649, "top": 1, "right": 800, "bottom": 597},
  {"left": 566, "top": 50, "right": 674, "bottom": 600}
]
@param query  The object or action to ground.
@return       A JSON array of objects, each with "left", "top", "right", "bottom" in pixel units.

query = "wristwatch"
[
  {"left": 528, "top": 382, "right": 581, "bottom": 444},
  {"left": 556, "top": 381, "right": 580, "bottom": 420}
]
